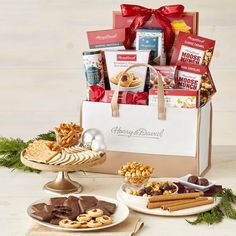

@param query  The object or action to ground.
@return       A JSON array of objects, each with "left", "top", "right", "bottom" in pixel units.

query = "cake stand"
[{"left": 21, "top": 150, "right": 106, "bottom": 195}]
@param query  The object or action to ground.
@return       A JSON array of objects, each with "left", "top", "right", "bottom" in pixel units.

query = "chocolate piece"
[
  {"left": 95, "top": 200, "right": 117, "bottom": 215},
  {"left": 50, "top": 197, "right": 67, "bottom": 206},
  {"left": 50, "top": 217, "right": 62, "bottom": 225},
  {"left": 138, "top": 188, "right": 146, "bottom": 196},
  {"left": 31, "top": 203, "right": 46, "bottom": 212},
  {"left": 63, "top": 196, "right": 80, "bottom": 220},
  {"left": 79, "top": 196, "right": 98, "bottom": 213},
  {"left": 187, "top": 175, "right": 199, "bottom": 184},
  {"left": 197, "top": 178, "right": 209, "bottom": 186},
  {"left": 152, "top": 190, "right": 162, "bottom": 196},
  {"left": 31, "top": 210, "right": 53, "bottom": 222},
  {"left": 145, "top": 186, "right": 153, "bottom": 195},
  {"left": 52, "top": 205, "right": 72, "bottom": 219},
  {"left": 79, "top": 196, "right": 98, "bottom": 202}
]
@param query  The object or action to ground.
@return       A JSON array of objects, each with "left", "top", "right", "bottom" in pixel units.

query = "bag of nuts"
[
  {"left": 170, "top": 32, "right": 215, "bottom": 66},
  {"left": 174, "top": 62, "right": 216, "bottom": 106}
]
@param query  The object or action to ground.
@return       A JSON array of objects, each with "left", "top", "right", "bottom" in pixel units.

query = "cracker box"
[
  {"left": 87, "top": 28, "right": 127, "bottom": 50},
  {"left": 104, "top": 50, "right": 150, "bottom": 92},
  {"left": 136, "top": 28, "right": 166, "bottom": 65},
  {"left": 170, "top": 32, "right": 215, "bottom": 66},
  {"left": 149, "top": 89, "right": 199, "bottom": 108}
]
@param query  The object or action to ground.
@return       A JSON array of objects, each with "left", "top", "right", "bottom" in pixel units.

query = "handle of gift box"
[{"left": 111, "top": 63, "right": 166, "bottom": 120}]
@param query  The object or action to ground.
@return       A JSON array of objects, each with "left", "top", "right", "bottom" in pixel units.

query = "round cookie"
[
  {"left": 87, "top": 219, "right": 103, "bottom": 228},
  {"left": 76, "top": 214, "right": 92, "bottom": 222},
  {"left": 87, "top": 208, "right": 103, "bottom": 217},
  {"left": 96, "top": 215, "right": 112, "bottom": 225},
  {"left": 78, "top": 220, "right": 88, "bottom": 228},
  {"left": 59, "top": 219, "right": 81, "bottom": 228}
]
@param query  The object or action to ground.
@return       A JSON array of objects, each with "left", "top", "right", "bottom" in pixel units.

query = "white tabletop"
[{"left": 1, "top": 145, "right": 236, "bottom": 236}]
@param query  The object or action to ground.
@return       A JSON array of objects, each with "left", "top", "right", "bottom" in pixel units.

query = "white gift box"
[{"left": 81, "top": 64, "right": 212, "bottom": 177}]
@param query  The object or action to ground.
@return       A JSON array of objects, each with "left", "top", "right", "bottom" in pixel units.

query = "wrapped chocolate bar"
[
  {"left": 174, "top": 62, "right": 216, "bottom": 106},
  {"left": 149, "top": 89, "right": 199, "bottom": 108},
  {"left": 170, "top": 32, "right": 215, "bottom": 66},
  {"left": 113, "top": 4, "right": 198, "bottom": 52},
  {"left": 136, "top": 28, "right": 166, "bottom": 65},
  {"left": 87, "top": 28, "right": 127, "bottom": 50},
  {"left": 104, "top": 50, "right": 150, "bottom": 92},
  {"left": 149, "top": 66, "right": 176, "bottom": 89},
  {"left": 88, "top": 85, "right": 148, "bottom": 105}
]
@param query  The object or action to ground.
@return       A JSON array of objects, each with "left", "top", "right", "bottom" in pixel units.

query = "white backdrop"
[{"left": 0, "top": 0, "right": 235, "bottom": 145}]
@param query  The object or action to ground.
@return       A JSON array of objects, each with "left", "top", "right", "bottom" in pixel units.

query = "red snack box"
[
  {"left": 174, "top": 62, "right": 216, "bottom": 106},
  {"left": 113, "top": 11, "right": 198, "bottom": 37},
  {"left": 170, "top": 32, "right": 215, "bottom": 66},
  {"left": 87, "top": 28, "right": 127, "bottom": 50},
  {"left": 149, "top": 89, "right": 199, "bottom": 108}
]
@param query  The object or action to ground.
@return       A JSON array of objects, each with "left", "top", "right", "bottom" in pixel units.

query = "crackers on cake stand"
[{"left": 20, "top": 123, "right": 106, "bottom": 195}]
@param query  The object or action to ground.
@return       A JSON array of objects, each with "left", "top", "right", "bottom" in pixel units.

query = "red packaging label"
[
  {"left": 170, "top": 32, "right": 215, "bottom": 66},
  {"left": 87, "top": 28, "right": 127, "bottom": 49},
  {"left": 117, "top": 54, "right": 137, "bottom": 61}
]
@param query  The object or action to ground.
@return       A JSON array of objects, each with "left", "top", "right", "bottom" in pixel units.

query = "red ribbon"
[{"left": 121, "top": 4, "right": 184, "bottom": 52}]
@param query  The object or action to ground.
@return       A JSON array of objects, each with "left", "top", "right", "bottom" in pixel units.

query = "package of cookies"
[
  {"left": 149, "top": 89, "right": 199, "bottom": 108},
  {"left": 170, "top": 32, "right": 215, "bottom": 66},
  {"left": 87, "top": 28, "right": 128, "bottom": 50},
  {"left": 104, "top": 50, "right": 150, "bottom": 92},
  {"left": 174, "top": 62, "right": 216, "bottom": 106},
  {"left": 136, "top": 28, "right": 166, "bottom": 65}
]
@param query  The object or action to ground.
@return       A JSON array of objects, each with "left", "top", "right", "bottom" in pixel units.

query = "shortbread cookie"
[
  {"left": 87, "top": 219, "right": 103, "bottom": 228},
  {"left": 76, "top": 214, "right": 92, "bottom": 222},
  {"left": 87, "top": 208, "right": 103, "bottom": 217},
  {"left": 59, "top": 219, "right": 81, "bottom": 228},
  {"left": 96, "top": 215, "right": 112, "bottom": 225}
]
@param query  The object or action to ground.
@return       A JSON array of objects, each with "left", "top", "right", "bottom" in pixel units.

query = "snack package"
[
  {"left": 104, "top": 50, "right": 150, "bottom": 92},
  {"left": 136, "top": 28, "right": 166, "bottom": 65},
  {"left": 149, "top": 89, "right": 199, "bottom": 108},
  {"left": 82, "top": 50, "right": 106, "bottom": 89},
  {"left": 149, "top": 66, "right": 176, "bottom": 90},
  {"left": 87, "top": 28, "right": 127, "bottom": 50},
  {"left": 88, "top": 85, "right": 148, "bottom": 105},
  {"left": 174, "top": 62, "right": 216, "bottom": 105},
  {"left": 170, "top": 32, "right": 215, "bottom": 66}
]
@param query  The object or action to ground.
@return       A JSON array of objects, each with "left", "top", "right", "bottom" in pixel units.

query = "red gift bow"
[
  {"left": 88, "top": 85, "right": 105, "bottom": 102},
  {"left": 120, "top": 4, "right": 184, "bottom": 52},
  {"left": 132, "top": 92, "right": 148, "bottom": 105}
]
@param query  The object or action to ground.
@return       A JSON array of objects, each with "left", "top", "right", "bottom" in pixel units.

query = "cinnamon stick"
[
  {"left": 147, "top": 199, "right": 188, "bottom": 209},
  {"left": 149, "top": 192, "right": 204, "bottom": 203},
  {"left": 161, "top": 197, "right": 208, "bottom": 210},
  {"left": 167, "top": 199, "right": 214, "bottom": 212}
]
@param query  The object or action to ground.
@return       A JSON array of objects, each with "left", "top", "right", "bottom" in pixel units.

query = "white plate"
[
  {"left": 120, "top": 178, "right": 179, "bottom": 204},
  {"left": 116, "top": 177, "right": 220, "bottom": 216},
  {"left": 27, "top": 195, "right": 129, "bottom": 232},
  {"left": 179, "top": 174, "right": 216, "bottom": 191}
]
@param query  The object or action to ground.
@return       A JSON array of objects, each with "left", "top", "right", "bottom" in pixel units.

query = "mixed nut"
[{"left": 126, "top": 181, "right": 177, "bottom": 197}]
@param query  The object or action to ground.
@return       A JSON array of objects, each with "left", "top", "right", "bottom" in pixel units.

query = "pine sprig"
[
  {"left": 187, "top": 188, "right": 236, "bottom": 225},
  {"left": 0, "top": 131, "right": 56, "bottom": 173}
]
